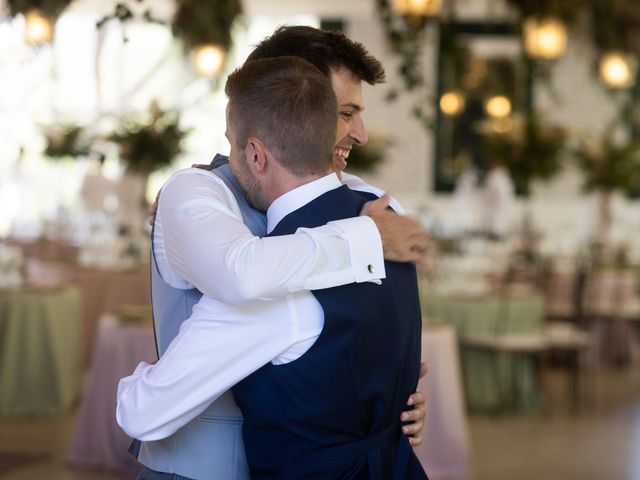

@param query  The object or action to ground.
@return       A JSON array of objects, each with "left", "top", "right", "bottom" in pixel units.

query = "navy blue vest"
[{"left": 232, "top": 185, "right": 427, "bottom": 480}]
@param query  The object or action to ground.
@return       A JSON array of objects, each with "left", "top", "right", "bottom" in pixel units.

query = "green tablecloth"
[
  {"left": 422, "top": 294, "right": 545, "bottom": 413},
  {"left": 0, "top": 287, "right": 82, "bottom": 415}
]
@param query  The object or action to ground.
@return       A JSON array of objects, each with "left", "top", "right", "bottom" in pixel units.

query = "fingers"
[
  {"left": 403, "top": 420, "right": 424, "bottom": 438},
  {"left": 359, "top": 193, "right": 391, "bottom": 216},
  {"left": 408, "top": 432, "right": 423, "bottom": 447},
  {"left": 401, "top": 404, "right": 425, "bottom": 446},
  {"left": 401, "top": 390, "right": 426, "bottom": 445},
  {"left": 406, "top": 391, "right": 422, "bottom": 408}
]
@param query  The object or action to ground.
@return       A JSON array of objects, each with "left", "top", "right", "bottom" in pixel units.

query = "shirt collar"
[{"left": 267, "top": 172, "right": 342, "bottom": 234}]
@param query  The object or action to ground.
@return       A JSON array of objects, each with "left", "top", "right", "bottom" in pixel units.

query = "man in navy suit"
[{"left": 223, "top": 55, "right": 427, "bottom": 479}]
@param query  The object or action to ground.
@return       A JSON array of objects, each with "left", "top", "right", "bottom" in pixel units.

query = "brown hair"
[
  {"left": 246, "top": 25, "right": 385, "bottom": 85},
  {"left": 225, "top": 56, "right": 337, "bottom": 177}
]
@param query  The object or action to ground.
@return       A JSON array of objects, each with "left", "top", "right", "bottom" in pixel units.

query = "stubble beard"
[{"left": 236, "top": 151, "right": 269, "bottom": 213}]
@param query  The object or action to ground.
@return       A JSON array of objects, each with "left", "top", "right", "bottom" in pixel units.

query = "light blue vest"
[{"left": 138, "top": 158, "right": 267, "bottom": 480}]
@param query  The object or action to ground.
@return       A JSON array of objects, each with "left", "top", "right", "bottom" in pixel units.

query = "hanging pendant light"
[
  {"left": 439, "top": 91, "right": 465, "bottom": 116},
  {"left": 192, "top": 44, "right": 226, "bottom": 78},
  {"left": 392, "top": 0, "right": 443, "bottom": 18},
  {"left": 599, "top": 52, "right": 638, "bottom": 89},
  {"left": 523, "top": 16, "right": 568, "bottom": 60},
  {"left": 484, "top": 95, "right": 512, "bottom": 118},
  {"left": 24, "top": 9, "right": 53, "bottom": 46}
]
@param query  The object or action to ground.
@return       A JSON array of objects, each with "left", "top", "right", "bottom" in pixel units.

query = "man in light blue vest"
[{"left": 118, "top": 27, "right": 429, "bottom": 480}]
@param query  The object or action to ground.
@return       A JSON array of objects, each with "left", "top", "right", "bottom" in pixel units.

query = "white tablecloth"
[{"left": 415, "top": 326, "right": 470, "bottom": 479}]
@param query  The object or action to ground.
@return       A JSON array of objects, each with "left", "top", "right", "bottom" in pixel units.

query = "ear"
[{"left": 245, "top": 137, "right": 269, "bottom": 174}]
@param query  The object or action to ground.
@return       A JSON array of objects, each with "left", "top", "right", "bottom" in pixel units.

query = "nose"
[{"left": 350, "top": 116, "right": 368, "bottom": 145}]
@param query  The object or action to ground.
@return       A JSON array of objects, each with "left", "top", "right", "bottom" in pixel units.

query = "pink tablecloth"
[
  {"left": 67, "top": 314, "right": 156, "bottom": 475},
  {"left": 67, "top": 317, "right": 470, "bottom": 477},
  {"left": 415, "top": 326, "right": 470, "bottom": 479}
]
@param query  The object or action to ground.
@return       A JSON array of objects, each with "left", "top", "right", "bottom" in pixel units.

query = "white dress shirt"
[
  {"left": 154, "top": 168, "right": 385, "bottom": 301},
  {"left": 117, "top": 171, "right": 389, "bottom": 441},
  {"left": 341, "top": 172, "right": 405, "bottom": 214}
]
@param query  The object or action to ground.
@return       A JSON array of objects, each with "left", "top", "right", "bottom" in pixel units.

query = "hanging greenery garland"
[
  {"left": 375, "top": 0, "right": 444, "bottom": 130},
  {"left": 6, "top": 0, "right": 71, "bottom": 19},
  {"left": 172, "top": 0, "right": 242, "bottom": 52}
]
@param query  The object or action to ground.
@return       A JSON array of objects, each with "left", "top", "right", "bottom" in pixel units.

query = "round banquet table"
[
  {"left": 0, "top": 286, "right": 82, "bottom": 416},
  {"left": 422, "top": 293, "right": 545, "bottom": 412},
  {"left": 25, "top": 259, "right": 151, "bottom": 365}
]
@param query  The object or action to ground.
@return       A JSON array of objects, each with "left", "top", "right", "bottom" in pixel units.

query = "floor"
[{"left": 0, "top": 367, "right": 639, "bottom": 480}]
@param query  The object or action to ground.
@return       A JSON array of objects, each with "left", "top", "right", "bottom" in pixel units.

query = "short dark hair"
[
  {"left": 225, "top": 56, "right": 337, "bottom": 177},
  {"left": 246, "top": 25, "right": 385, "bottom": 85}
]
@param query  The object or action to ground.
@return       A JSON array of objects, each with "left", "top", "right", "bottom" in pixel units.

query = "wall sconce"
[
  {"left": 24, "top": 9, "right": 53, "bottom": 46},
  {"left": 439, "top": 91, "right": 465, "bottom": 116},
  {"left": 599, "top": 52, "right": 638, "bottom": 89},
  {"left": 484, "top": 95, "right": 512, "bottom": 118},
  {"left": 523, "top": 16, "right": 567, "bottom": 60},
  {"left": 193, "top": 44, "right": 226, "bottom": 78},
  {"left": 392, "top": 0, "right": 442, "bottom": 18}
]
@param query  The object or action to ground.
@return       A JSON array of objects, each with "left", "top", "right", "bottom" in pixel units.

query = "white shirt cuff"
[{"left": 327, "top": 216, "right": 385, "bottom": 284}]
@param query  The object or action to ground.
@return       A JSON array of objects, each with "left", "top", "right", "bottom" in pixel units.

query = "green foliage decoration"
[
  {"left": 345, "top": 134, "right": 391, "bottom": 173},
  {"left": 109, "top": 107, "right": 188, "bottom": 174},
  {"left": 573, "top": 135, "right": 640, "bottom": 195},
  {"left": 172, "top": 0, "right": 242, "bottom": 51},
  {"left": 7, "top": 0, "right": 71, "bottom": 19},
  {"left": 42, "top": 124, "right": 91, "bottom": 159},
  {"left": 481, "top": 114, "right": 567, "bottom": 195},
  {"left": 502, "top": 0, "right": 586, "bottom": 25},
  {"left": 375, "top": 0, "right": 443, "bottom": 130},
  {"left": 588, "top": 0, "right": 640, "bottom": 57}
]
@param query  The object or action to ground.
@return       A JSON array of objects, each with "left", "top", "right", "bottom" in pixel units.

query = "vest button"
[{"left": 368, "top": 264, "right": 375, "bottom": 274}]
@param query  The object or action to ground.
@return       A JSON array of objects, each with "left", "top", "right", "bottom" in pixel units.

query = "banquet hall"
[{"left": 0, "top": 0, "right": 639, "bottom": 479}]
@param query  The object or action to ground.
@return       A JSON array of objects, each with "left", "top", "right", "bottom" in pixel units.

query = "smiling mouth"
[{"left": 334, "top": 147, "right": 350, "bottom": 161}]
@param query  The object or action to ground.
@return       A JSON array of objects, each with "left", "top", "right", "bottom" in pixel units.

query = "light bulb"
[
  {"left": 599, "top": 52, "right": 637, "bottom": 89},
  {"left": 485, "top": 96, "right": 512, "bottom": 118},
  {"left": 523, "top": 17, "right": 567, "bottom": 60},
  {"left": 24, "top": 9, "right": 52, "bottom": 46},
  {"left": 193, "top": 45, "right": 225, "bottom": 78},
  {"left": 439, "top": 91, "right": 465, "bottom": 116}
]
